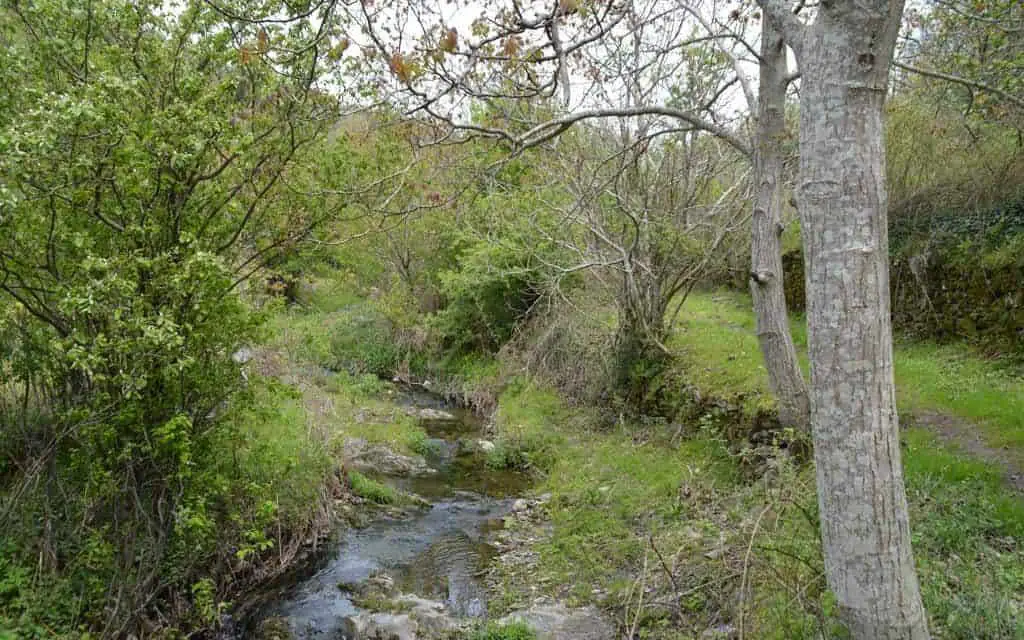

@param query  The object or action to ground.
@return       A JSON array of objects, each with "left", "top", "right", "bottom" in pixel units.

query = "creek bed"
[{"left": 240, "top": 385, "right": 529, "bottom": 639}]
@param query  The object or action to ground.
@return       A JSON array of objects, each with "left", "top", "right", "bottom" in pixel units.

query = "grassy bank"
[
  {"left": 482, "top": 290, "right": 1024, "bottom": 639},
  {"left": 252, "top": 282, "right": 1024, "bottom": 638},
  {"left": 673, "top": 291, "right": 1024, "bottom": 467}
]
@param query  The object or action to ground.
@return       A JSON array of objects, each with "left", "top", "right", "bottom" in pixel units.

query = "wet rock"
[
  {"left": 366, "top": 572, "right": 395, "bottom": 593},
  {"left": 416, "top": 407, "right": 456, "bottom": 421},
  {"left": 344, "top": 438, "right": 436, "bottom": 477},
  {"left": 701, "top": 623, "right": 737, "bottom": 639},
  {"left": 342, "top": 612, "right": 417, "bottom": 640},
  {"left": 343, "top": 437, "right": 370, "bottom": 457},
  {"left": 341, "top": 592, "right": 460, "bottom": 638},
  {"left": 254, "top": 616, "right": 293, "bottom": 640},
  {"left": 499, "top": 604, "right": 614, "bottom": 640},
  {"left": 455, "top": 438, "right": 496, "bottom": 457},
  {"left": 232, "top": 346, "right": 255, "bottom": 364},
  {"left": 512, "top": 499, "right": 530, "bottom": 513},
  {"left": 476, "top": 439, "right": 496, "bottom": 453},
  {"left": 394, "top": 595, "right": 460, "bottom": 636}
]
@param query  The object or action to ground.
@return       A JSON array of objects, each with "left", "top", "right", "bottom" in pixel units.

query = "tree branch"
[
  {"left": 756, "top": 0, "right": 807, "bottom": 59},
  {"left": 516, "top": 106, "right": 752, "bottom": 158},
  {"left": 893, "top": 61, "right": 1024, "bottom": 111}
]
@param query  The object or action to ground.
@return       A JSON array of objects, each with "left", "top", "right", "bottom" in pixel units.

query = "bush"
[
  {"left": 431, "top": 239, "right": 547, "bottom": 355},
  {"left": 328, "top": 306, "right": 405, "bottom": 376}
]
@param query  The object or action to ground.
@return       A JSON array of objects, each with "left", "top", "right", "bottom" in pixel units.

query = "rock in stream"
[{"left": 344, "top": 438, "right": 436, "bottom": 477}]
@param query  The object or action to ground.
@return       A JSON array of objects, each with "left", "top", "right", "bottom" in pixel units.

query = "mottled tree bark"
[
  {"left": 750, "top": 17, "right": 810, "bottom": 431},
  {"left": 758, "top": 0, "right": 930, "bottom": 637}
]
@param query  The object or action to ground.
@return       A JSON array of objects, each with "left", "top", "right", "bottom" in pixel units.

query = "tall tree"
[
  {"left": 758, "top": 0, "right": 930, "bottom": 637},
  {"left": 749, "top": 13, "right": 810, "bottom": 430}
]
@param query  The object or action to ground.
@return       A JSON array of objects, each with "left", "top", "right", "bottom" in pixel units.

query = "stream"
[{"left": 237, "top": 386, "right": 530, "bottom": 639}]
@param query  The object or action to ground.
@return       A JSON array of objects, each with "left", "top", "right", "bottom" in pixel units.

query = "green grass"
[
  {"left": 667, "top": 290, "right": 808, "bottom": 416},
  {"left": 902, "top": 428, "right": 1024, "bottom": 639},
  {"left": 347, "top": 470, "right": 400, "bottom": 504},
  {"left": 488, "top": 384, "right": 747, "bottom": 623},
  {"left": 224, "top": 389, "right": 333, "bottom": 527},
  {"left": 489, "top": 381, "right": 1024, "bottom": 638},
  {"left": 262, "top": 300, "right": 430, "bottom": 459},
  {"left": 485, "top": 291, "right": 1024, "bottom": 638},
  {"left": 489, "top": 382, "right": 576, "bottom": 474},
  {"left": 469, "top": 621, "right": 537, "bottom": 640},
  {"left": 896, "top": 341, "right": 1024, "bottom": 454},
  {"left": 674, "top": 290, "right": 1024, "bottom": 466}
]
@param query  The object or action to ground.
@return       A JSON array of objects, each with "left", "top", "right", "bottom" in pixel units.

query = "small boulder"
[
  {"left": 342, "top": 613, "right": 418, "bottom": 640},
  {"left": 344, "top": 438, "right": 436, "bottom": 477},
  {"left": 499, "top": 604, "right": 613, "bottom": 640},
  {"left": 476, "top": 439, "right": 496, "bottom": 453},
  {"left": 366, "top": 572, "right": 395, "bottom": 593},
  {"left": 232, "top": 346, "right": 255, "bottom": 365},
  {"left": 455, "top": 438, "right": 496, "bottom": 457},
  {"left": 701, "top": 623, "right": 737, "bottom": 639},
  {"left": 394, "top": 595, "right": 460, "bottom": 636},
  {"left": 417, "top": 407, "right": 456, "bottom": 421},
  {"left": 512, "top": 499, "right": 530, "bottom": 513}
]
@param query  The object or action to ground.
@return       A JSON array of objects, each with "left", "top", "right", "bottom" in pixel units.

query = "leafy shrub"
[
  {"left": 0, "top": 1, "right": 339, "bottom": 633},
  {"left": 430, "top": 228, "right": 557, "bottom": 356}
]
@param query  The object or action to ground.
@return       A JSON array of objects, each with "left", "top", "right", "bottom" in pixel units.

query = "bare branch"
[
  {"left": 894, "top": 60, "right": 1024, "bottom": 112},
  {"left": 517, "top": 106, "right": 752, "bottom": 158}
]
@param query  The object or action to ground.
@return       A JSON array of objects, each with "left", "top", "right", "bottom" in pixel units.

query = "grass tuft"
[
  {"left": 348, "top": 471, "right": 400, "bottom": 505},
  {"left": 469, "top": 621, "right": 537, "bottom": 640}
]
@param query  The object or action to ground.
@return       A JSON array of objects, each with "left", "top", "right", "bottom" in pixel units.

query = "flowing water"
[{"left": 237, "top": 385, "right": 528, "bottom": 639}]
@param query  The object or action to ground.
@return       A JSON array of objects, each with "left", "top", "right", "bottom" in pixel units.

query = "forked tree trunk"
[
  {"left": 761, "top": 0, "right": 930, "bottom": 636},
  {"left": 750, "top": 17, "right": 810, "bottom": 431}
]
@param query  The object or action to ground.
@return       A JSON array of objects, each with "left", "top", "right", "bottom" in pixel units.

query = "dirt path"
[{"left": 910, "top": 410, "right": 1024, "bottom": 493}]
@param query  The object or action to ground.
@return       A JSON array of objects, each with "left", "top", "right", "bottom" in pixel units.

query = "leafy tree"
[
  {"left": 899, "top": 0, "right": 1023, "bottom": 129},
  {"left": 0, "top": 0, "right": 338, "bottom": 633}
]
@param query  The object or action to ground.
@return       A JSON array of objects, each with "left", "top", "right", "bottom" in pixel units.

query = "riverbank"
[
  {"left": 473, "top": 291, "right": 1024, "bottom": 639},
  {"left": 220, "top": 294, "right": 604, "bottom": 640},
  {"left": 224, "top": 280, "right": 1024, "bottom": 640}
]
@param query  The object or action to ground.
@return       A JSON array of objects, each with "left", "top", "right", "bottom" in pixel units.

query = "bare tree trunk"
[
  {"left": 750, "top": 18, "right": 810, "bottom": 431},
  {"left": 762, "top": 0, "right": 930, "bottom": 635}
]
